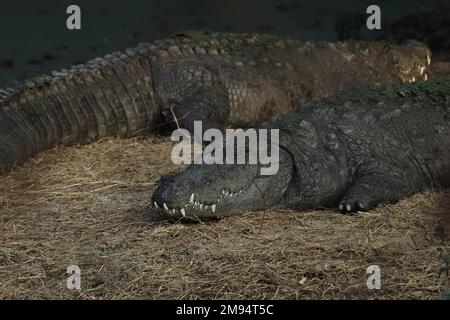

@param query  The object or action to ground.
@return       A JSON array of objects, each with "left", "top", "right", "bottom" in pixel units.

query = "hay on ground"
[{"left": 0, "top": 136, "right": 448, "bottom": 299}]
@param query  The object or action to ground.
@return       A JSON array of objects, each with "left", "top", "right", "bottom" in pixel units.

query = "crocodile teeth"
[
  {"left": 346, "top": 204, "right": 351, "bottom": 212},
  {"left": 163, "top": 203, "right": 169, "bottom": 211},
  {"left": 424, "top": 73, "right": 428, "bottom": 81},
  {"left": 426, "top": 54, "right": 431, "bottom": 66},
  {"left": 211, "top": 204, "right": 216, "bottom": 213},
  {"left": 205, "top": 205, "right": 209, "bottom": 210},
  {"left": 154, "top": 202, "right": 159, "bottom": 209},
  {"left": 199, "top": 204, "right": 204, "bottom": 210},
  {"left": 171, "top": 209, "right": 176, "bottom": 214},
  {"left": 180, "top": 208, "right": 186, "bottom": 217},
  {"left": 189, "top": 193, "right": 194, "bottom": 204}
]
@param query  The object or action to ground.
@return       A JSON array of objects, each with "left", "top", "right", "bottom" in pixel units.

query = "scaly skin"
[
  {"left": 152, "top": 80, "right": 450, "bottom": 219},
  {"left": 0, "top": 32, "right": 431, "bottom": 174}
]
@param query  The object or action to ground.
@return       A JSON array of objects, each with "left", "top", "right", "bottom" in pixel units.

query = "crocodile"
[
  {"left": 151, "top": 80, "right": 450, "bottom": 218},
  {"left": 0, "top": 32, "right": 431, "bottom": 174}
]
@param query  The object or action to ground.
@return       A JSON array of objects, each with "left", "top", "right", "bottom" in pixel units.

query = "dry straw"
[{"left": 0, "top": 136, "right": 448, "bottom": 299}]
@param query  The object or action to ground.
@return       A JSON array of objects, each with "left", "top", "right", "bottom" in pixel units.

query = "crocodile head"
[
  {"left": 389, "top": 40, "right": 432, "bottom": 82},
  {"left": 151, "top": 148, "right": 294, "bottom": 219}
]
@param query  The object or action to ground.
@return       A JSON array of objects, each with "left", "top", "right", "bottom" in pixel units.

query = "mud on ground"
[{"left": 0, "top": 136, "right": 448, "bottom": 299}]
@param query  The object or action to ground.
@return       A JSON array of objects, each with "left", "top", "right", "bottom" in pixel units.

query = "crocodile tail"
[{"left": 0, "top": 45, "right": 158, "bottom": 174}]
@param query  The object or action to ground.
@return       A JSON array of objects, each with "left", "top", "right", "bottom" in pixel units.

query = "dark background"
[{"left": 0, "top": 0, "right": 447, "bottom": 87}]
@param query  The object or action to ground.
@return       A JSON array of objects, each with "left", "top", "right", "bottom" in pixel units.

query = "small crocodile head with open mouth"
[{"left": 151, "top": 149, "right": 294, "bottom": 219}]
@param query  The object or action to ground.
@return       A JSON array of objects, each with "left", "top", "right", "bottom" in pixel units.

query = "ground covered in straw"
[{"left": 0, "top": 137, "right": 448, "bottom": 299}]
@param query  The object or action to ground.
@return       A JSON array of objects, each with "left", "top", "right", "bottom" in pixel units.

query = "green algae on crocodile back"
[{"left": 0, "top": 32, "right": 431, "bottom": 174}]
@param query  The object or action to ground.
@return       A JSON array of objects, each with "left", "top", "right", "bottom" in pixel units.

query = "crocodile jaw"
[{"left": 151, "top": 151, "right": 294, "bottom": 219}]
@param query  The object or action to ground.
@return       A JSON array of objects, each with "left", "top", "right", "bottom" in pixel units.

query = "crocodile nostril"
[{"left": 157, "top": 175, "right": 175, "bottom": 184}]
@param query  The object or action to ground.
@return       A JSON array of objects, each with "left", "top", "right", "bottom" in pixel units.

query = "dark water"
[{"left": 0, "top": 0, "right": 447, "bottom": 87}]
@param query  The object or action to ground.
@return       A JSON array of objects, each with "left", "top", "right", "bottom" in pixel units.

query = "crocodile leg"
[
  {"left": 338, "top": 168, "right": 411, "bottom": 213},
  {"left": 161, "top": 86, "right": 229, "bottom": 133},
  {"left": 156, "top": 61, "right": 230, "bottom": 134}
]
